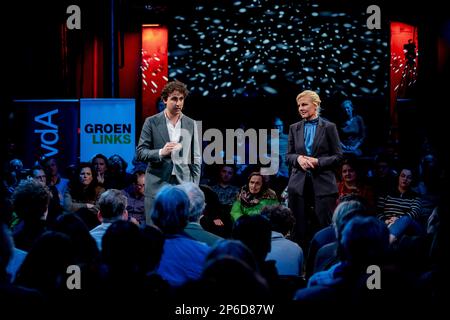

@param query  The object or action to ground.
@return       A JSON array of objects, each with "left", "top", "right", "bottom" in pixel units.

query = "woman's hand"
[
  {"left": 297, "top": 155, "right": 318, "bottom": 170},
  {"left": 297, "top": 155, "right": 314, "bottom": 170},
  {"left": 385, "top": 216, "right": 399, "bottom": 227}
]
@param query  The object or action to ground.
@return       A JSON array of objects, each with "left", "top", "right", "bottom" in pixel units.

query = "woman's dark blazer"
[{"left": 286, "top": 117, "right": 343, "bottom": 197}]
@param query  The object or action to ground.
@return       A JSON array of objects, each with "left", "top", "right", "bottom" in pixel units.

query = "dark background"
[{"left": 1, "top": 0, "right": 449, "bottom": 170}]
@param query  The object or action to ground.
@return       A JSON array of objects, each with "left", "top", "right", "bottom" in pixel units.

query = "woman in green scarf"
[{"left": 230, "top": 172, "right": 279, "bottom": 222}]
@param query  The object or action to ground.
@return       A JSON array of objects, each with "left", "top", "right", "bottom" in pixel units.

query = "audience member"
[
  {"left": 91, "top": 154, "right": 110, "bottom": 189},
  {"left": 12, "top": 180, "right": 50, "bottom": 251},
  {"left": 312, "top": 199, "right": 367, "bottom": 275},
  {"left": 339, "top": 99, "right": 366, "bottom": 156},
  {"left": 377, "top": 167, "right": 423, "bottom": 243},
  {"left": 152, "top": 185, "right": 210, "bottom": 287},
  {"left": 1, "top": 158, "right": 25, "bottom": 199},
  {"left": 53, "top": 213, "right": 99, "bottom": 265},
  {"left": 368, "top": 153, "right": 397, "bottom": 198},
  {"left": 89, "top": 189, "right": 129, "bottom": 250},
  {"left": 295, "top": 216, "right": 390, "bottom": 309},
  {"left": 0, "top": 224, "right": 44, "bottom": 313},
  {"left": 261, "top": 205, "right": 303, "bottom": 276},
  {"left": 199, "top": 184, "right": 233, "bottom": 238},
  {"left": 179, "top": 182, "right": 223, "bottom": 246},
  {"left": 107, "top": 154, "right": 132, "bottom": 190},
  {"left": 63, "top": 162, "right": 105, "bottom": 228},
  {"left": 306, "top": 196, "right": 367, "bottom": 278},
  {"left": 42, "top": 157, "right": 69, "bottom": 206},
  {"left": 30, "top": 165, "right": 62, "bottom": 228},
  {"left": 336, "top": 158, "right": 375, "bottom": 211},
  {"left": 14, "top": 231, "right": 76, "bottom": 298},
  {"left": 230, "top": 172, "right": 278, "bottom": 222},
  {"left": 121, "top": 170, "right": 145, "bottom": 225},
  {"left": 211, "top": 165, "right": 240, "bottom": 214}
]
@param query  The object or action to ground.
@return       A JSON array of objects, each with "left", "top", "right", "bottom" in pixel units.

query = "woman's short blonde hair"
[{"left": 296, "top": 90, "right": 322, "bottom": 116}]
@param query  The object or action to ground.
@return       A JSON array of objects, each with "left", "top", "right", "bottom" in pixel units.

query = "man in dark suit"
[
  {"left": 286, "top": 90, "right": 343, "bottom": 249},
  {"left": 136, "top": 81, "right": 201, "bottom": 225}
]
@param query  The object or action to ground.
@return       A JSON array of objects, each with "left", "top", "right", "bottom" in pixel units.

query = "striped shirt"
[{"left": 376, "top": 190, "right": 422, "bottom": 221}]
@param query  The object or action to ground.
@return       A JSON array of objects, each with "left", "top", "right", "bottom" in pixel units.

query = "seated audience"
[
  {"left": 306, "top": 195, "right": 366, "bottom": 277},
  {"left": 295, "top": 216, "right": 391, "bottom": 309},
  {"left": 312, "top": 199, "right": 367, "bottom": 275}
]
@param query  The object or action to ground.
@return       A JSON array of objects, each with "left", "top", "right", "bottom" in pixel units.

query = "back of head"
[
  {"left": 98, "top": 189, "right": 127, "bottom": 221},
  {"left": 54, "top": 212, "right": 89, "bottom": 234},
  {"left": 199, "top": 184, "right": 221, "bottom": 217},
  {"left": 339, "top": 216, "right": 389, "bottom": 268},
  {"left": 140, "top": 225, "right": 165, "bottom": 272},
  {"left": 177, "top": 182, "right": 206, "bottom": 222},
  {"left": 151, "top": 185, "right": 190, "bottom": 234},
  {"left": 232, "top": 215, "right": 272, "bottom": 263},
  {"left": 201, "top": 256, "right": 270, "bottom": 302},
  {"left": 53, "top": 213, "right": 99, "bottom": 264},
  {"left": 9, "top": 158, "right": 23, "bottom": 172},
  {"left": 206, "top": 239, "right": 258, "bottom": 271},
  {"left": 260, "top": 204, "right": 295, "bottom": 236},
  {"left": 332, "top": 199, "right": 367, "bottom": 239},
  {"left": 15, "top": 231, "right": 74, "bottom": 292},
  {"left": 12, "top": 179, "right": 50, "bottom": 222},
  {"left": 101, "top": 220, "right": 141, "bottom": 272}
]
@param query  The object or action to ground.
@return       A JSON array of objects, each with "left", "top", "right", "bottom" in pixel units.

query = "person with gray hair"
[
  {"left": 294, "top": 216, "right": 390, "bottom": 306},
  {"left": 89, "top": 189, "right": 129, "bottom": 250},
  {"left": 178, "top": 182, "right": 223, "bottom": 246},
  {"left": 312, "top": 199, "right": 367, "bottom": 274},
  {"left": 151, "top": 185, "right": 210, "bottom": 287}
]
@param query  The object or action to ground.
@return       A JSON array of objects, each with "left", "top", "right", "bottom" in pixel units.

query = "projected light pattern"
[
  {"left": 391, "top": 51, "right": 418, "bottom": 94},
  {"left": 169, "top": 0, "right": 387, "bottom": 98}
]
